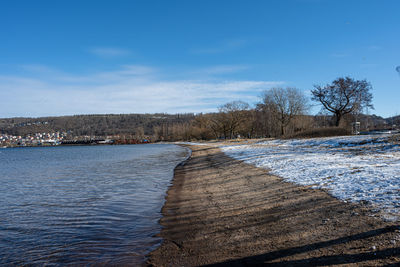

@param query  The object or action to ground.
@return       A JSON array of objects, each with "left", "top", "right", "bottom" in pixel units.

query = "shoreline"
[{"left": 147, "top": 145, "right": 400, "bottom": 266}]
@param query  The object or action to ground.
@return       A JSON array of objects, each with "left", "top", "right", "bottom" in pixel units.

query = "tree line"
[
  {"left": 1, "top": 77, "right": 389, "bottom": 141},
  {"left": 162, "top": 76, "right": 377, "bottom": 140}
]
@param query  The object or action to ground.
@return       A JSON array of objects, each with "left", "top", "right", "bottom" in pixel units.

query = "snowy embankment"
[{"left": 222, "top": 134, "right": 400, "bottom": 221}]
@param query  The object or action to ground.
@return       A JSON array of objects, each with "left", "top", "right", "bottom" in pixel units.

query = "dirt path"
[{"left": 147, "top": 145, "right": 400, "bottom": 266}]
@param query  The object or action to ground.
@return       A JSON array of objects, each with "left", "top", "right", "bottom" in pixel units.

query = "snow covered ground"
[{"left": 222, "top": 134, "right": 400, "bottom": 221}]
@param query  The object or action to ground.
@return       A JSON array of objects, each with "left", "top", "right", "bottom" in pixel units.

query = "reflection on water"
[{"left": 0, "top": 144, "right": 189, "bottom": 265}]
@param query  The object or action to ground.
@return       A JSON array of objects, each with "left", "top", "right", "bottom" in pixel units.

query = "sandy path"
[{"left": 147, "top": 145, "right": 400, "bottom": 266}]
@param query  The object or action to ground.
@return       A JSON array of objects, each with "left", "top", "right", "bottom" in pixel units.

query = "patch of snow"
[{"left": 222, "top": 134, "right": 400, "bottom": 220}]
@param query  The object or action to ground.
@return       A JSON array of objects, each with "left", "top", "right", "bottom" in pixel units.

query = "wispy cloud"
[
  {"left": 89, "top": 47, "right": 131, "bottom": 57},
  {"left": 0, "top": 65, "right": 283, "bottom": 117},
  {"left": 19, "top": 64, "right": 58, "bottom": 73},
  {"left": 16, "top": 64, "right": 156, "bottom": 85}
]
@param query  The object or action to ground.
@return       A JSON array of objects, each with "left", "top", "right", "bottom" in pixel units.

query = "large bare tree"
[
  {"left": 261, "top": 87, "right": 309, "bottom": 136},
  {"left": 311, "top": 77, "right": 373, "bottom": 126},
  {"left": 216, "top": 101, "right": 250, "bottom": 139}
]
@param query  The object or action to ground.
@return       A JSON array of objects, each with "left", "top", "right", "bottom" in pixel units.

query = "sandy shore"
[{"left": 147, "top": 145, "right": 400, "bottom": 266}]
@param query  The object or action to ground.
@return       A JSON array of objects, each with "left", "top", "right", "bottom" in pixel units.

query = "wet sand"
[{"left": 147, "top": 145, "right": 400, "bottom": 266}]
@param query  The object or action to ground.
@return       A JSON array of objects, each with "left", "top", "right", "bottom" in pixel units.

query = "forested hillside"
[
  {"left": 0, "top": 110, "right": 392, "bottom": 142},
  {"left": 0, "top": 113, "right": 195, "bottom": 138}
]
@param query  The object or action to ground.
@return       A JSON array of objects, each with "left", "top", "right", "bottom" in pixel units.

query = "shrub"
[{"left": 285, "top": 127, "right": 351, "bottom": 139}]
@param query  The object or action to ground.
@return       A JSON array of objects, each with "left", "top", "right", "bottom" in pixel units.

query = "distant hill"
[
  {"left": 358, "top": 114, "right": 388, "bottom": 129},
  {"left": 385, "top": 115, "right": 400, "bottom": 128},
  {"left": 0, "top": 113, "right": 195, "bottom": 137},
  {"left": 0, "top": 112, "right": 396, "bottom": 140}
]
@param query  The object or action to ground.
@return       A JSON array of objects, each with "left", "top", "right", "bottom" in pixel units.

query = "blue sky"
[{"left": 1, "top": 0, "right": 399, "bottom": 118}]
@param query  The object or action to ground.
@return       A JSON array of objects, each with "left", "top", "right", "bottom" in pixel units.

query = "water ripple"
[{"left": 0, "top": 144, "right": 189, "bottom": 265}]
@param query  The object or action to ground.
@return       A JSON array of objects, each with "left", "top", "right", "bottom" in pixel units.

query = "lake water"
[{"left": 0, "top": 144, "right": 189, "bottom": 265}]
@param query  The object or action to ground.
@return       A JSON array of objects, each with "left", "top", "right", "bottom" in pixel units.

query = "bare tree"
[
  {"left": 202, "top": 113, "right": 222, "bottom": 139},
  {"left": 311, "top": 77, "right": 373, "bottom": 126},
  {"left": 134, "top": 126, "right": 145, "bottom": 140},
  {"left": 217, "top": 101, "right": 250, "bottom": 139},
  {"left": 261, "top": 87, "right": 309, "bottom": 136},
  {"left": 238, "top": 109, "right": 258, "bottom": 138},
  {"left": 255, "top": 101, "right": 279, "bottom": 137},
  {"left": 191, "top": 114, "right": 216, "bottom": 140}
]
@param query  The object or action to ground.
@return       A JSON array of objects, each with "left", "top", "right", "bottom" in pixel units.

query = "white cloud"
[{"left": 0, "top": 65, "right": 284, "bottom": 117}]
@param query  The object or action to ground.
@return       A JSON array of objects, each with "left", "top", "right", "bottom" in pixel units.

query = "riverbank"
[{"left": 147, "top": 145, "right": 400, "bottom": 266}]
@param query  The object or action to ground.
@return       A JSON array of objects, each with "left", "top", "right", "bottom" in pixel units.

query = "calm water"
[{"left": 0, "top": 144, "right": 189, "bottom": 265}]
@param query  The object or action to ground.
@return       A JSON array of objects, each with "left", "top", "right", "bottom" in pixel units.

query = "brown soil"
[{"left": 147, "top": 145, "right": 400, "bottom": 266}]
